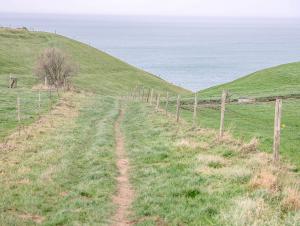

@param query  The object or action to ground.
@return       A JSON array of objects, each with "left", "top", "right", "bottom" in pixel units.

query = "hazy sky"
[{"left": 1, "top": 0, "right": 299, "bottom": 17}]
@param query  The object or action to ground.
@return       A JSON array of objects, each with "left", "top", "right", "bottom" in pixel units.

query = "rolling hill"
[
  {"left": 175, "top": 62, "right": 300, "bottom": 169},
  {"left": 198, "top": 62, "right": 300, "bottom": 99},
  {"left": 0, "top": 28, "right": 299, "bottom": 225},
  {"left": 0, "top": 27, "right": 189, "bottom": 95},
  {"left": 0, "top": 27, "right": 189, "bottom": 139}
]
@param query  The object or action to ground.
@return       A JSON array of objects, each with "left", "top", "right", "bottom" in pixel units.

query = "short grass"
[
  {"left": 122, "top": 101, "right": 300, "bottom": 225},
  {"left": 1, "top": 26, "right": 299, "bottom": 225},
  {"left": 198, "top": 62, "right": 300, "bottom": 98},
  {"left": 0, "top": 27, "right": 189, "bottom": 140},
  {"left": 170, "top": 62, "right": 300, "bottom": 170},
  {"left": 0, "top": 74, "right": 58, "bottom": 141},
  {"left": 0, "top": 28, "right": 189, "bottom": 96},
  {"left": 164, "top": 98, "right": 300, "bottom": 170},
  {"left": 0, "top": 94, "right": 119, "bottom": 225}
]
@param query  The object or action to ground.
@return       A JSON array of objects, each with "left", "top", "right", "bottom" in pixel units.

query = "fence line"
[
  {"left": 126, "top": 86, "right": 286, "bottom": 163},
  {"left": 0, "top": 89, "right": 59, "bottom": 139},
  {"left": 5, "top": 86, "right": 286, "bottom": 163}
]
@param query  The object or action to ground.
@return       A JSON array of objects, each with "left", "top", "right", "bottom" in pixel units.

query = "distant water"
[{"left": 1, "top": 13, "right": 300, "bottom": 91}]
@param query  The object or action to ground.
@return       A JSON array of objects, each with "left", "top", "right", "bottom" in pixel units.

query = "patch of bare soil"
[{"left": 111, "top": 107, "right": 134, "bottom": 226}]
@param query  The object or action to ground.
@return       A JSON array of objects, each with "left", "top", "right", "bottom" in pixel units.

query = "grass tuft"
[
  {"left": 239, "top": 137, "right": 259, "bottom": 153},
  {"left": 208, "top": 161, "right": 224, "bottom": 169},
  {"left": 282, "top": 187, "right": 300, "bottom": 211},
  {"left": 249, "top": 169, "right": 279, "bottom": 193}
]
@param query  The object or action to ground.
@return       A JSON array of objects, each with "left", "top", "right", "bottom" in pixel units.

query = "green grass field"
[
  {"left": 0, "top": 28, "right": 189, "bottom": 140},
  {"left": 0, "top": 94, "right": 119, "bottom": 225},
  {"left": 0, "top": 28, "right": 299, "bottom": 225},
  {"left": 0, "top": 28, "right": 188, "bottom": 95},
  {"left": 169, "top": 98, "right": 300, "bottom": 170},
  {"left": 198, "top": 62, "right": 300, "bottom": 98},
  {"left": 0, "top": 74, "right": 58, "bottom": 140},
  {"left": 122, "top": 101, "right": 300, "bottom": 225},
  {"left": 157, "top": 62, "right": 300, "bottom": 170}
]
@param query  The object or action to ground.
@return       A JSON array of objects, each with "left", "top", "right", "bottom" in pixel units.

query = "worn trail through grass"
[
  {"left": 0, "top": 93, "right": 120, "bottom": 225},
  {"left": 112, "top": 103, "right": 134, "bottom": 226}
]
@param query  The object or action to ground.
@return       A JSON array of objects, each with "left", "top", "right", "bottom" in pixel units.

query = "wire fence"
[
  {"left": 125, "top": 86, "right": 300, "bottom": 164},
  {"left": 1, "top": 84, "right": 299, "bottom": 165},
  {"left": 0, "top": 89, "right": 58, "bottom": 139}
]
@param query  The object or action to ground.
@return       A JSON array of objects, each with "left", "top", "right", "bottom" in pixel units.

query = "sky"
[{"left": 0, "top": 0, "right": 299, "bottom": 17}]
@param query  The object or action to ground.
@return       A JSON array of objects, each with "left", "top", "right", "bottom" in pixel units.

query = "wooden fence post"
[
  {"left": 9, "top": 74, "right": 12, "bottom": 88},
  {"left": 176, "top": 95, "right": 180, "bottom": 123},
  {"left": 141, "top": 86, "right": 145, "bottom": 102},
  {"left": 133, "top": 86, "right": 137, "bottom": 101},
  {"left": 146, "top": 88, "right": 151, "bottom": 103},
  {"left": 156, "top": 93, "right": 160, "bottom": 111},
  {"left": 137, "top": 86, "right": 141, "bottom": 101},
  {"left": 133, "top": 89, "right": 135, "bottom": 101},
  {"left": 17, "top": 96, "right": 21, "bottom": 135},
  {"left": 135, "top": 86, "right": 138, "bottom": 101},
  {"left": 165, "top": 91, "right": 169, "bottom": 115},
  {"left": 49, "top": 94, "right": 53, "bottom": 127},
  {"left": 193, "top": 93, "right": 197, "bottom": 127},
  {"left": 44, "top": 76, "right": 48, "bottom": 87},
  {"left": 139, "top": 87, "right": 141, "bottom": 101},
  {"left": 273, "top": 98, "right": 282, "bottom": 162},
  {"left": 136, "top": 85, "right": 139, "bottom": 98},
  {"left": 219, "top": 90, "right": 227, "bottom": 138},
  {"left": 150, "top": 89, "right": 154, "bottom": 105},
  {"left": 38, "top": 90, "right": 41, "bottom": 114}
]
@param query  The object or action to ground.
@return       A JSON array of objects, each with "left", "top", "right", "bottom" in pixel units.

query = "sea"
[{"left": 1, "top": 13, "right": 300, "bottom": 91}]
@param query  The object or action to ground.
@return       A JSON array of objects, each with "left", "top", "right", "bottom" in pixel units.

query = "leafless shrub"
[{"left": 34, "top": 48, "right": 78, "bottom": 92}]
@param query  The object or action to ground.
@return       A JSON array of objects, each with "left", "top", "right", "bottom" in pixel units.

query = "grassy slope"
[
  {"left": 0, "top": 28, "right": 189, "bottom": 95},
  {"left": 0, "top": 94, "right": 119, "bottom": 225},
  {"left": 198, "top": 62, "right": 300, "bottom": 98},
  {"left": 1, "top": 27, "right": 299, "bottom": 225},
  {"left": 173, "top": 63, "right": 300, "bottom": 169},
  {"left": 176, "top": 99, "right": 300, "bottom": 169},
  {"left": 122, "top": 101, "right": 300, "bottom": 225},
  {"left": 0, "top": 28, "right": 189, "bottom": 140},
  {"left": 0, "top": 28, "right": 190, "bottom": 224}
]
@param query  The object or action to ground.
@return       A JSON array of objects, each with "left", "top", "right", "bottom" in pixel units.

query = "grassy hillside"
[
  {"left": 122, "top": 101, "right": 300, "bottom": 225},
  {"left": 0, "top": 28, "right": 191, "bottom": 224},
  {"left": 176, "top": 99, "right": 300, "bottom": 169},
  {"left": 0, "top": 94, "right": 120, "bottom": 225},
  {"left": 0, "top": 28, "right": 189, "bottom": 140},
  {"left": 198, "top": 62, "right": 300, "bottom": 98},
  {"left": 0, "top": 28, "right": 299, "bottom": 225},
  {"left": 173, "top": 62, "right": 300, "bottom": 169},
  {"left": 0, "top": 28, "right": 189, "bottom": 95}
]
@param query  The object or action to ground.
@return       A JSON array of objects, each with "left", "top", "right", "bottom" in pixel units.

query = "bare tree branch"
[{"left": 34, "top": 48, "right": 78, "bottom": 91}]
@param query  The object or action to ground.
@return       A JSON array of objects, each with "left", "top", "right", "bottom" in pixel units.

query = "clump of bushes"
[{"left": 34, "top": 48, "right": 78, "bottom": 93}]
